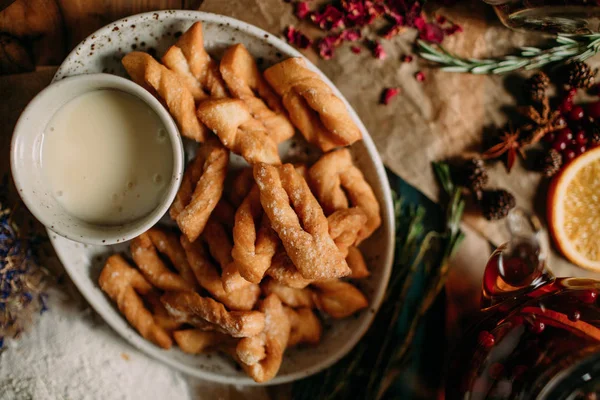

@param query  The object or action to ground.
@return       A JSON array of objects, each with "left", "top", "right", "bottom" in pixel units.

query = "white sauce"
[{"left": 42, "top": 90, "right": 173, "bottom": 225}]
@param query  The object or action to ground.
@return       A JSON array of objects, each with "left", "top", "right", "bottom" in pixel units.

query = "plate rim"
[{"left": 48, "top": 9, "right": 395, "bottom": 386}]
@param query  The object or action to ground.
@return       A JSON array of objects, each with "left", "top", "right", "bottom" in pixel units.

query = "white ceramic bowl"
[
  {"left": 11, "top": 73, "right": 184, "bottom": 246},
  {"left": 47, "top": 10, "right": 395, "bottom": 385}
]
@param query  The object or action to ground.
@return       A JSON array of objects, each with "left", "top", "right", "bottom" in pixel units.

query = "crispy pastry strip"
[
  {"left": 261, "top": 278, "right": 314, "bottom": 308},
  {"left": 180, "top": 236, "right": 259, "bottom": 311},
  {"left": 145, "top": 290, "right": 183, "bottom": 332},
  {"left": 122, "top": 51, "right": 207, "bottom": 142},
  {"left": 146, "top": 227, "right": 198, "bottom": 290},
  {"left": 161, "top": 291, "right": 265, "bottom": 338},
  {"left": 346, "top": 246, "right": 370, "bottom": 279},
  {"left": 311, "top": 280, "right": 368, "bottom": 319},
  {"left": 220, "top": 44, "right": 294, "bottom": 143},
  {"left": 266, "top": 250, "right": 313, "bottom": 289},
  {"left": 264, "top": 57, "right": 361, "bottom": 151},
  {"left": 203, "top": 216, "right": 251, "bottom": 293},
  {"left": 327, "top": 208, "right": 367, "bottom": 257},
  {"left": 130, "top": 232, "right": 195, "bottom": 292},
  {"left": 254, "top": 163, "right": 350, "bottom": 280},
  {"left": 172, "top": 138, "right": 229, "bottom": 242},
  {"left": 232, "top": 185, "right": 279, "bottom": 283},
  {"left": 284, "top": 307, "right": 322, "bottom": 347},
  {"left": 197, "top": 99, "right": 281, "bottom": 165},
  {"left": 162, "top": 21, "right": 228, "bottom": 99},
  {"left": 236, "top": 294, "right": 290, "bottom": 383},
  {"left": 99, "top": 255, "right": 172, "bottom": 349},
  {"left": 173, "top": 329, "right": 236, "bottom": 354},
  {"left": 309, "top": 148, "right": 381, "bottom": 243}
]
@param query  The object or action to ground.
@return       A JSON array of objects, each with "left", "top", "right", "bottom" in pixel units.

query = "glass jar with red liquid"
[{"left": 447, "top": 210, "right": 600, "bottom": 399}]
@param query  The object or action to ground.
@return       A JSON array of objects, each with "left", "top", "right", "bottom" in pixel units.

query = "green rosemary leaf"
[{"left": 417, "top": 34, "right": 600, "bottom": 75}]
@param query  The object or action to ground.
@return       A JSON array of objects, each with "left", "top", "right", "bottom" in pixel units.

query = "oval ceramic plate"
[{"left": 49, "top": 10, "right": 395, "bottom": 385}]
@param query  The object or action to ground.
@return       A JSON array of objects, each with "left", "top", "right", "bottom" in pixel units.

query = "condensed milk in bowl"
[{"left": 11, "top": 73, "right": 184, "bottom": 245}]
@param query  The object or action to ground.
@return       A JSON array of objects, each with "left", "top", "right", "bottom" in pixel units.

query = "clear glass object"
[
  {"left": 447, "top": 209, "right": 600, "bottom": 399},
  {"left": 483, "top": 0, "right": 600, "bottom": 34}
]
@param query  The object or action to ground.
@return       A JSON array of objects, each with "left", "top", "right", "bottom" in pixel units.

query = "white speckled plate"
[{"left": 49, "top": 10, "right": 395, "bottom": 385}]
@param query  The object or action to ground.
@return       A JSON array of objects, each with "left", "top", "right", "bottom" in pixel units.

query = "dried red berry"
[
  {"left": 478, "top": 331, "right": 495, "bottom": 348},
  {"left": 563, "top": 148, "right": 577, "bottom": 161},
  {"left": 576, "top": 130, "right": 588, "bottom": 145},
  {"left": 350, "top": 45, "right": 361, "bottom": 54},
  {"left": 569, "top": 105, "right": 585, "bottom": 121},
  {"left": 559, "top": 99, "right": 573, "bottom": 114},
  {"left": 569, "top": 309, "right": 581, "bottom": 322},
  {"left": 529, "top": 320, "right": 545, "bottom": 334},
  {"left": 403, "top": 54, "right": 413, "bottom": 63},
  {"left": 295, "top": 2, "right": 311, "bottom": 19},
  {"left": 381, "top": 87, "right": 401, "bottom": 105},
  {"left": 568, "top": 88, "right": 578, "bottom": 99},
  {"left": 581, "top": 289, "right": 598, "bottom": 304},
  {"left": 436, "top": 15, "right": 447, "bottom": 24},
  {"left": 415, "top": 71, "right": 426, "bottom": 82}
]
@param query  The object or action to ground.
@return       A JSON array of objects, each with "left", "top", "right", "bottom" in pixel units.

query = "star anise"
[
  {"left": 483, "top": 126, "right": 522, "bottom": 172},
  {"left": 519, "top": 97, "right": 566, "bottom": 146}
]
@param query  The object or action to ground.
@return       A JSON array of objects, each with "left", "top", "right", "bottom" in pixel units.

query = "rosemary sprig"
[
  {"left": 292, "top": 164, "right": 465, "bottom": 400},
  {"left": 417, "top": 34, "right": 600, "bottom": 74}
]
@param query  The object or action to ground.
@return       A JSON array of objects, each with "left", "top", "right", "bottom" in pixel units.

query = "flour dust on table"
[{"left": 0, "top": 290, "right": 190, "bottom": 400}]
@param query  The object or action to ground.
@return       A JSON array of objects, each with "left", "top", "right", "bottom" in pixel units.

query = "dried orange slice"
[{"left": 548, "top": 146, "right": 600, "bottom": 271}]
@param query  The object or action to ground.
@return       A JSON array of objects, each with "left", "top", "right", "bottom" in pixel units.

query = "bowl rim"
[
  {"left": 50, "top": 10, "right": 396, "bottom": 386},
  {"left": 11, "top": 73, "right": 185, "bottom": 246}
]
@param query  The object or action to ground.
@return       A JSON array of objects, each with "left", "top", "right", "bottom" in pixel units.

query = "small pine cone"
[
  {"left": 537, "top": 149, "right": 562, "bottom": 177},
  {"left": 453, "top": 158, "right": 489, "bottom": 192},
  {"left": 564, "top": 61, "right": 597, "bottom": 89},
  {"left": 479, "top": 189, "right": 516, "bottom": 221},
  {"left": 524, "top": 72, "right": 550, "bottom": 102}
]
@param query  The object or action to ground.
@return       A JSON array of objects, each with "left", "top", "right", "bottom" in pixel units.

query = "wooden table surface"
[{"left": 0, "top": 0, "right": 204, "bottom": 74}]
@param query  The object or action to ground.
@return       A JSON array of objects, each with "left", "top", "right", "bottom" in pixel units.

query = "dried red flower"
[
  {"left": 373, "top": 41, "right": 386, "bottom": 60},
  {"left": 415, "top": 71, "right": 426, "bottom": 82},
  {"left": 444, "top": 24, "right": 463, "bottom": 36},
  {"left": 317, "top": 33, "right": 343, "bottom": 59},
  {"left": 350, "top": 45, "right": 362, "bottom": 54},
  {"left": 295, "top": 2, "right": 311, "bottom": 19},
  {"left": 436, "top": 15, "right": 447, "bottom": 24},
  {"left": 341, "top": 29, "right": 361, "bottom": 42},
  {"left": 381, "top": 87, "right": 401, "bottom": 105},
  {"left": 284, "top": 26, "right": 313, "bottom": 49},
  {"left": 311, "top": 4, "right": 345, "bottom": 30}
]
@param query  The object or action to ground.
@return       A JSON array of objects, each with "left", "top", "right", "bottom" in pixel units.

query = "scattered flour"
[{"left": 0, "top": 291, "right": 190, "bottom": 400}]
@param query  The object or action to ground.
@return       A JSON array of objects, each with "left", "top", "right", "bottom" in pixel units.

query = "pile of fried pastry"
[{"left": 99, "top": 21, "right": 381, "bottom": 383}]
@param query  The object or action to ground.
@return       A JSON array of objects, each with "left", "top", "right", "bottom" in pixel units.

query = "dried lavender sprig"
[{"left": 417, "top": 34, "right": 600, "bottom": 74}]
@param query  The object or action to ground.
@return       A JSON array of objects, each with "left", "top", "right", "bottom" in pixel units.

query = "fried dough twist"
[
  {"left": 264, "top": 57, "right": 361, "bottom": 151},
  {"left": 309, "top": 148, "right": 381, "bottom": 243},
  {"left": 99, "top": 255, "right": 172, "bottom": 349},
  {"left": 220, "top": 44, "right": 294, "bottom": 143},
  {"left": 173, "top": 329, "right": 236, "bottom": 354},
  {"left": 254, "top": 163, "right": 350, "bottom": 280},
  {"left": 284, "top": 307, "right": 322, "bottom": 347},
  {"left": 261, "top": 278, "right": 314, "bottom": 308},
  {"left": 311, "top": 280, "right": 368, "bottom": 319},
  {"left": 122, "top": 51, "right": 207, "bottom": 142},
  {"left": 197, "top": 98, "right": 280, "bottom": 165}
]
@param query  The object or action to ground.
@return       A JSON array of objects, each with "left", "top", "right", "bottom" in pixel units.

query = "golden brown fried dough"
[
  {"left": 146, "top": 227, "right": 198, "bottom": 290},
  {"left": 145, "top": 290, "right": 183, "bottom": 332},
  {"left": 173, "top": 329, "right": 236, "bottom": 354},
  {"left": 172, "top": 138, "right": 229, "bottom": 242},
  {"left": 161, "top": 291, "right": 265, "bottom": 338},
  {"left": 254, "top": 163, "right": 350, "bottom": 280},
  {"left": 309, "top": 148, "right": 381, "bottom": 243},
  {"left": 266, "top": 250, "right": 313, "bottom": 289},
  {"left": 130, "top": 232, "right": 195, "bottom": 292},
  {"left": 180, "top": 236, "right": 259, "bottom": 311},
  {"left": 229, "top": 167, "right": 255, "bottom": 207},
  {"left": 161, "top": 21, "right": 228, "bottom": 99},
  {"left": 197, "top": 98, "right": 280, "bottom": 165},
  {"left": 232, "top": 185, "right": 279, "bottom": 283},
  {"left": 220, "top": 44, "right": 294, "bottom": 143},
  {"left": 261, "top": 278, "right": 314, "bottom": 308},
  {"left": 284, "top": 307, "right": 322, "bottom": 347},
  {"left": 236, "top": 294, "right": 290, "bottom": 383},
  {"left": 327, "top": 208, "right": 367, "bottom": 257},
  {"left": 346, "top": 246, "right": 369, "bottom": 279},
  {"left": 264, "top": 57, "right": 361, "bottom": 151},
  {"left": 311, "top": 280, "right": 368, "bottom": 319},
  {"left": 99, "top": 255, "right": 172, "bottom": 349},
  {"left": 122, "top": 51, "right": 207, "bottom": 142}
]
